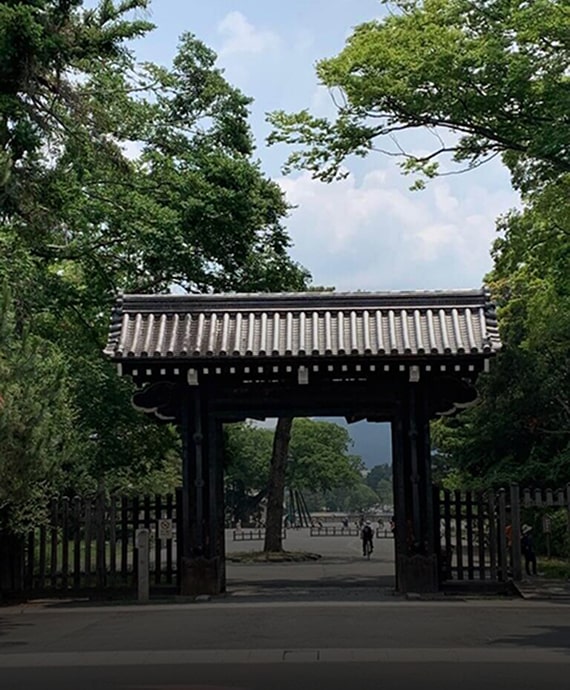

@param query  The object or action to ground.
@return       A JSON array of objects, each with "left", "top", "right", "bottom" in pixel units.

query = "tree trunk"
[{"left": 263, "top": 417, "right": 293, "bottom": 552}]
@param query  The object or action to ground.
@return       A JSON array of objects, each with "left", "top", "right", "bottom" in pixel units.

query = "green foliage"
[
  {"left": 269, "top": 0, "right": 569, "bottom": 190},
  {"left": 0, "top": 286, "right": 86, "bottom": 533},
  {"left": 521, "top": 508, "right": 570, "bottom": 560},
  {"left": 224, "top": 418, "right": 363, "bottom": 517},
  {"left": 433, "top": 176, "right": 570, "bottom": 487},
  {"left": 537, "top": 559, "right": 570, "bottom": 579},
  {"left": 311, "top": 481, "right": 381, "bottom": 513},
  {"left": 270, "top": 0, "right": 568, "bottom": 487},
  {"left": 288, "top": 419, "right": 363, "bottom": 491},
  {"left": 0, "top": 2, "right": 310, "bottom": 518},
  {"left": 224, "top": 422, "right": 274, "bottom": 493},
  {"left": 365, "top": 464, "right": 392, "bottom": 490}
]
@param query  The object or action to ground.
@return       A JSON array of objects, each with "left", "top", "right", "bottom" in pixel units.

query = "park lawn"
[{"left": 538, "top": 558, "right": 570, "bottom": 579}]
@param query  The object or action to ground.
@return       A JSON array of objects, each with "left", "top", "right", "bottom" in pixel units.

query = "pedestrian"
[
  {"left": 521, "top": 524, "right": 537, "bottom": 576},
  {"left": 361, "top": 520, "right": 374, "bottom": 557}
]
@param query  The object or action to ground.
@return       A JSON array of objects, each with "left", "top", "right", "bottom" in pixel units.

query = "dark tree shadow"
[{"left": 490, "top": 626, "right": 570, "bottom": 655}]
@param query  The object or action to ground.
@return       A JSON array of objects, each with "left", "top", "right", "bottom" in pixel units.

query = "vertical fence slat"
[
  {"left": 523, "top": 489, "right": 531, "bottom": 507},
  {"left": 26, "top": 529, "right": 35, "bottom": 589},
  {"left": 454, "top": 490, "right": 463, "bottom": 580},
  {"left": 487, "top": 490, "right": 498, "bottom": 581},
  {"left": 38, "top": 524, "right": 47, "bottom": 590},
  {"left": 443, "top": 490, "right": 452, "bottom": 580},
  {"left": 466, "top": 491, "right": 474, "bottom": 579},
  {"left": 476, "top": 492, "right": 486, "bottom": 580},
  {"left": 510, "top": 484, "right": 522, "bottom": 581},
  {"left": 175, "top": 488, "right": 182, "bottom": 590},
  {"left": 95, "top": 490, "right": 106, "bottom": 590},
  {"left": 433, "top": 485, "right": 442, "bottom": 583},
  {"left": 132, "top": 496, "right": 140, "bottom": 580},
  {"left": 155, "top": 494, "right": 162, "bottom": 586},
  {"left": 566, "top": 484, "right": 570, "bottom": 559},
  {"left": 84, "top": 500, "right": 92, "bottom": 585},
  {"left": 166, "top": 493, "right": 174, "bottom": 584},
  {"left": 73, "top": 497, "right": 81, "bottom": 590},
  {"left": 61, "top": 497, "right": 69, "bottom": 590},
  {"left": 121, "top": 496, "right": 129, "bottom": 580},
  {"left": 109, "top": 495, "right": 117, "bottom": 581},
  {"left": 497, "top": 489, "right": 508, "bottom": 582},
  {"left": 50, "top": 498, "right": 59, "bottom": 589}
]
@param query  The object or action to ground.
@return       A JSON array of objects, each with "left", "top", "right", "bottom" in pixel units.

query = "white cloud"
[
  {"left": 217, "top": 11, "right": 281, "bottom": 57},
  {"left": 278, "top": 163, "right": 519, "bottom": 291}
]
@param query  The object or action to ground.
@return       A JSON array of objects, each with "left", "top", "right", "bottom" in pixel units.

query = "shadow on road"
[
  {"left": 490, "top": 626, "right": 570, "bottom": 655},
  {"left": 0, "top": 617, "right": 30, "bottom": 649}
]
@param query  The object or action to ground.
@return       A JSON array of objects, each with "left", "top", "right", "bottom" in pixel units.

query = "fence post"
[
  {"left": 566, "top": 484, "right": 570, "bottom": 563},
  {"left": 510, "top": 483, "right": 522, "bottom": 581},
  {"left": 0, "top": 532, "right": 25, "bottom": 595},
  {"left": 136, "top": 528, "right": 150, "bottom": 603},
  {"left": 95, "top": 488, "right": 106, "bottom": 590},
  {"left": 497, "top": 489, "right": 508, "bottom": 581}
]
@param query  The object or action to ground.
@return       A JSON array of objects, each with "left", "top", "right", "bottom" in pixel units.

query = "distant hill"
[
  {"left": 251, "top": 416, "right": 392, "bottom": 470},
  {"left": 320, "top": 417, "right": 392, "bottom": 469}
]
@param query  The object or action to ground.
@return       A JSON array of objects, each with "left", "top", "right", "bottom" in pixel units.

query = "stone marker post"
[{"left": 136, "top": 528, "right": 150, "bottom": 603}]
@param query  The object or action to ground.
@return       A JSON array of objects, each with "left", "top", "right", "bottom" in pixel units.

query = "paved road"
[
  {"left": 2, "top": 528, "right": 569, "bottom": 689},
  {"left": 226, "top": 527, "right": 396, "bottom": 600},
  {"left": 1, "top": 598, "right": 569, "bottom": 689}
]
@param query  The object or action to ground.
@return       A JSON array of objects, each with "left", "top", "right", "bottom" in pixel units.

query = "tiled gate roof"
[{"left": 104, "top": 290, "right": 501, "bottom": 361}]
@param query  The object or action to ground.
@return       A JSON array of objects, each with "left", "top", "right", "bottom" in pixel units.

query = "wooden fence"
[
  {"left": 10, "top": 483, "right": 569, "bottom": 595},
  {"left": 22, "top": 491, "right": 182, "bottom": 593},
  {"left": 435, "top": 487, "right": 508, "bottom": 583},
  {"left": 435, "top": 484, "right": 570, "bottom": 584}
]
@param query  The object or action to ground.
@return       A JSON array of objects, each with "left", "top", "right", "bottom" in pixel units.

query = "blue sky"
[{"left": 120, "top": 0, "right": 520, "bottom": 294}]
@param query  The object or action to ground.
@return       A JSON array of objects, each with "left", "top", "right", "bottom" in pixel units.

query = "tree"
[
  {"left": 264, "top": 417, "right": 293, "bottom": 552},
  {"left": 365, "top": 464, "right": 392, "bottom": 492},
  {"left": 269, "top": 0, "right": 569, "bottom": 191},
  {"left": 288, "top": 419, "right": 363, "bottom": 491},
  {"left": 0, "top": 287, "right": 86, "bottom": 535},
  {"left": 1, "top": 2, "right": 309, "bottom": 501},
  {"left": 224, "top": 418, "right": 363, "bottom": 546},
  {"left": 432, "top": 179, "right": 570, "bottom": 487},
  {"left": 224, "top": 422, "right": 274, "bottom": 525},
  {"left": 268, "top": 0, "right": 570, "bottom": 487}
]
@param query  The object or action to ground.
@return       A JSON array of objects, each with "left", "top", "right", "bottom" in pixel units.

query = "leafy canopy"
[
  {"left": 0, "top": 2, "right": 310, "bottom": 503},
  {"left": 224, "top": 419, "right": 363, "bottom": 494},
  {"left": 269, "top": 0, "right": 569, "bottom": 190}
]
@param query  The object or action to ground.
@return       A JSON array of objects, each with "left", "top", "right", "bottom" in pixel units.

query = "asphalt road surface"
[
  {"left": 2, "top": 529, "right": 569, "bottom": 689},
  {"left": 2, "top": 599, "right": 570, "bottom": 690}
]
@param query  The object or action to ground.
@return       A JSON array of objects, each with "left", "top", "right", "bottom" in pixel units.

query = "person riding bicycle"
[{"left": 361, "top": 520, "right": 374, "bottom": 557}]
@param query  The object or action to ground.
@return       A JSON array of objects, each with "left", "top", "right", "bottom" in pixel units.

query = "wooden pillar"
[
  {"left": 179, "top": 388, "right": 225, "bottom": 595},
  {"left": 393, "top": 381, "right": 438, "bottom": 593}
]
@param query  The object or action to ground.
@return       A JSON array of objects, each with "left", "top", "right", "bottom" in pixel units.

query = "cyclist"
[{"left": 361, "top": 520, "right": 374, "bottom": 557}]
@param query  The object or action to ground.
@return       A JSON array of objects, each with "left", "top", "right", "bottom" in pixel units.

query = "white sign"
[
  {"left": 157, "top": 518, "right": 173, "bottom": 540},
  {"left": 542, "top": 516, "right": 552, "bottom": 534}
]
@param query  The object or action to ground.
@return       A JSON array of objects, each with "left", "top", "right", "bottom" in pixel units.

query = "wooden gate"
[
  {"left": 434, "top": 486, "right": 513, "bottom": 585},
  {"left": 435, "top": 484, "right": 570, "bottom": 586}
]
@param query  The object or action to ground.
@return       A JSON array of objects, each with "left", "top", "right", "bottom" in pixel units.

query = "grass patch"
[
  {"left": 538, "top": 558, "right": 570, "bottom": 579},
  {"left": 227, "top": 551, "right": 321, "bottom": 563}
]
